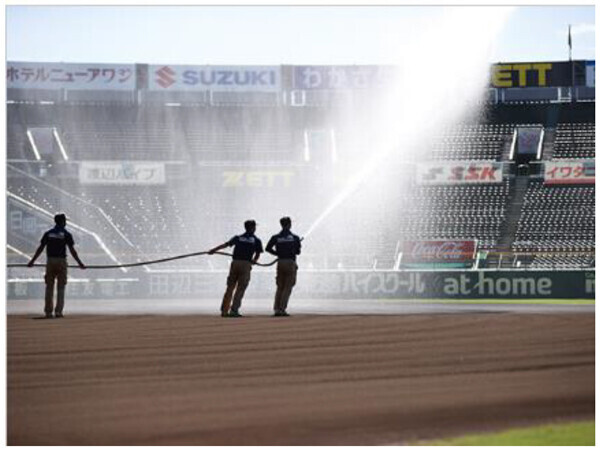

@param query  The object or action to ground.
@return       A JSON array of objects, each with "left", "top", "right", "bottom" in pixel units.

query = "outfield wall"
[{"left": 7, "top": 270, "right": 595, "bottom": 300}]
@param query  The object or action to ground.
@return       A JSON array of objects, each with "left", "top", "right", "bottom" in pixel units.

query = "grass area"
[
  {"left": 383, "top": 298, "right": 595, "bottom": 305},
  {"left": 421, "top": 421, "right": 595, "bottom": 446}
]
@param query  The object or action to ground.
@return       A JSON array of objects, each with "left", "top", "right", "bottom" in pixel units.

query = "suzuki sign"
[{"left": 149, "top": 65, "right": 281, "bottom": 92}]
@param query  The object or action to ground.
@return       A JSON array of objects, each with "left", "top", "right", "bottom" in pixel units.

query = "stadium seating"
[
  {"left": 184, "top": 129, "right": 295, "bottom": 157},
  {"left": 426, "top": 123, "right": 513, "bottom": 161},
  {"left": 512, "top": 180, "right": 594, "bottom": 268},
  {"left": 88, "top": 185, "right": 197, "bottom": 262},
  {"left": 7, "top": 124, "right": 30, "bottom": 160},
  {"left": 6, "top": 97, "right": 595, "bottom": 271},
  {"left": 61, "top": 121, "right": 180, "bottom": 160},
  {"left": 553, "top": 122, "right": 595, "bottom": 159},
  {"left": 528, "top": 253, "right": 594, "bottom": 269},
  {"left": 397, "top": 181, "right": 510, "bottom": 251},
  {"left": 180, "top": 107, "right": 297, "bottom": 161},
  {"left": 7, "top": 173, "right": 141, "bottom": 268}
]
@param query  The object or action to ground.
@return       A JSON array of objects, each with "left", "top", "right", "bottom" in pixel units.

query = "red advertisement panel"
[{"left": 402, "top": 240, "right": 477, "bottom": 267}]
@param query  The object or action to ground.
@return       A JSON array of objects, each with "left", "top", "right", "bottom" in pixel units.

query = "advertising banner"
[
  {"left": 416, "top": 162, "right": 503, "bottom": 185},
  {"left": 221, "top": 169, "right": 295, "bottom": 188},
  {"left": 544, "top": 160, "right": 595, "bottom": 185},
  {"left": 7, "top": 62, "right": 135, "bottom": 90},
  {"left": 149, "top": 65, "right": 281, "bottom": 91},
  {"left": 401, "top": 240, "right": 477, "bottom": 268},
  {"left": 7, "top": 198, "right": 48, "bottom": 240},
  {"left": 586, "top": 61, "right": 595, "bottom": 87},
  {"left": 7, "top": 270, "right": 594, "bottom": 300},
  {"left": 79, "top": 162, "right": 166, "bottom": 185},
  {"left": 292, "top": 65, "right": 395, "bottom": 90},
  {"left": 490, "top": 61, "right": 587, "bottom": 88}
]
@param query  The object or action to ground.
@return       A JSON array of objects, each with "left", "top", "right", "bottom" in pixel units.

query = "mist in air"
[
  {"left": 7, "top": 7, "right": 512, "bottom": 282},
  {"left": 301, "top": 8, "right": 512, "bottom": 269}
]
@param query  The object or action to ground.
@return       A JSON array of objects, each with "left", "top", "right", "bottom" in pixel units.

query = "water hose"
[{"left": 7, "top": 251, "right": 279, "bottom": 269}]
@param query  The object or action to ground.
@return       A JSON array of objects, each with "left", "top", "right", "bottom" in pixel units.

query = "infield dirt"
[{"left": 7, "top": 313, "right": 595, "bottom": 445}]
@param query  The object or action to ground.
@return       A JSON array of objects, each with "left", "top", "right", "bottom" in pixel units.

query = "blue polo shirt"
[
  {"left": 227, "top": 232, "right": 263, "bottom": 262},
  {"left": 41, "top": 226, "right": 74, "bottom": 259},
  {"left": 266, "top": 230, "right": 301, "bottom": 261}
]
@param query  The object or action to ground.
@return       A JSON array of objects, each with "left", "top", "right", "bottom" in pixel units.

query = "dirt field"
[{"left": 7, "top": 313, "right": 595, "bottom": 445}]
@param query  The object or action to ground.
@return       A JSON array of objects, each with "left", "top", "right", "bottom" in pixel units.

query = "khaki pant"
[
  {"left": 221, "top": 260, "right": 253, "bottom": 314},
  {"left": 45, "top": 257, "right": 68, "bottom": 315},
  {"left": 274, "top": 259, "right": 298, "bottom": 314}
]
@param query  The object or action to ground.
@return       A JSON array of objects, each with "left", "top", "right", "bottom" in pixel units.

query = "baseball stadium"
[{"left": 5, "top": 6, "right": 595, "bottom": 447}]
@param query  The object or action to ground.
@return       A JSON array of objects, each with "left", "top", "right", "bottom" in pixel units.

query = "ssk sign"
[
  {"left": 402, "top": 240, "right": 477, "bottom": 267},
  {"left": 149, "top": 65, "right": 281, "bottom": 92},
  {"left": 417, "top": 162, "right": 503, "bottom": 185}
]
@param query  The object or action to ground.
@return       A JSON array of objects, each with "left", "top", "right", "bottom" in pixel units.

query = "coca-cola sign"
[{"left": 402, "top": 240, "right": 477, "bottom": 267}]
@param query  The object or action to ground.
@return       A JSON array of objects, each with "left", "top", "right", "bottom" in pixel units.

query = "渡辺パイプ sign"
[{"left": 79, "top": 162, "right": 166, "bottom": 185}]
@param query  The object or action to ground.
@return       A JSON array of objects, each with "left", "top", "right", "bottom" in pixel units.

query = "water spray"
[{"left": 303, "top": 7, "right": 513, "bottom": 241}]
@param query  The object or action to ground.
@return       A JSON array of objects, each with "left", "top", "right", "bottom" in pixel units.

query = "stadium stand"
[
  {"left": 552, "top": 122, "right": 595, "bottom": 159},
  {"left": 399, "top": 181, "right": 510, "bottom": 251},
  {"left": 6, "top": 64, "right": 595, "bottom": 272},
  {"left": 427, "top": 123, "right": 513, "bottom": 161},
  {"left": 7, "top": 166, "right": 139, "bottom": 268},
  {"left": 7, "top": 124, "right": 29, "bottom": 160},
  {"left": 512, "top": 181, "right": 594, "bottom": 268},
  {"left": 61, "top": 121, "right": 180, "bottom": 160},
  {"left": 181, "top": 107, "right": 299, "bottom": 162}
]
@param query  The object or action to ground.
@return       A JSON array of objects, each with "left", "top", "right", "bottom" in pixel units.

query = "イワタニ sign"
[{"left": 544, "top": 161, "right": 595, "bottom": 185}]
